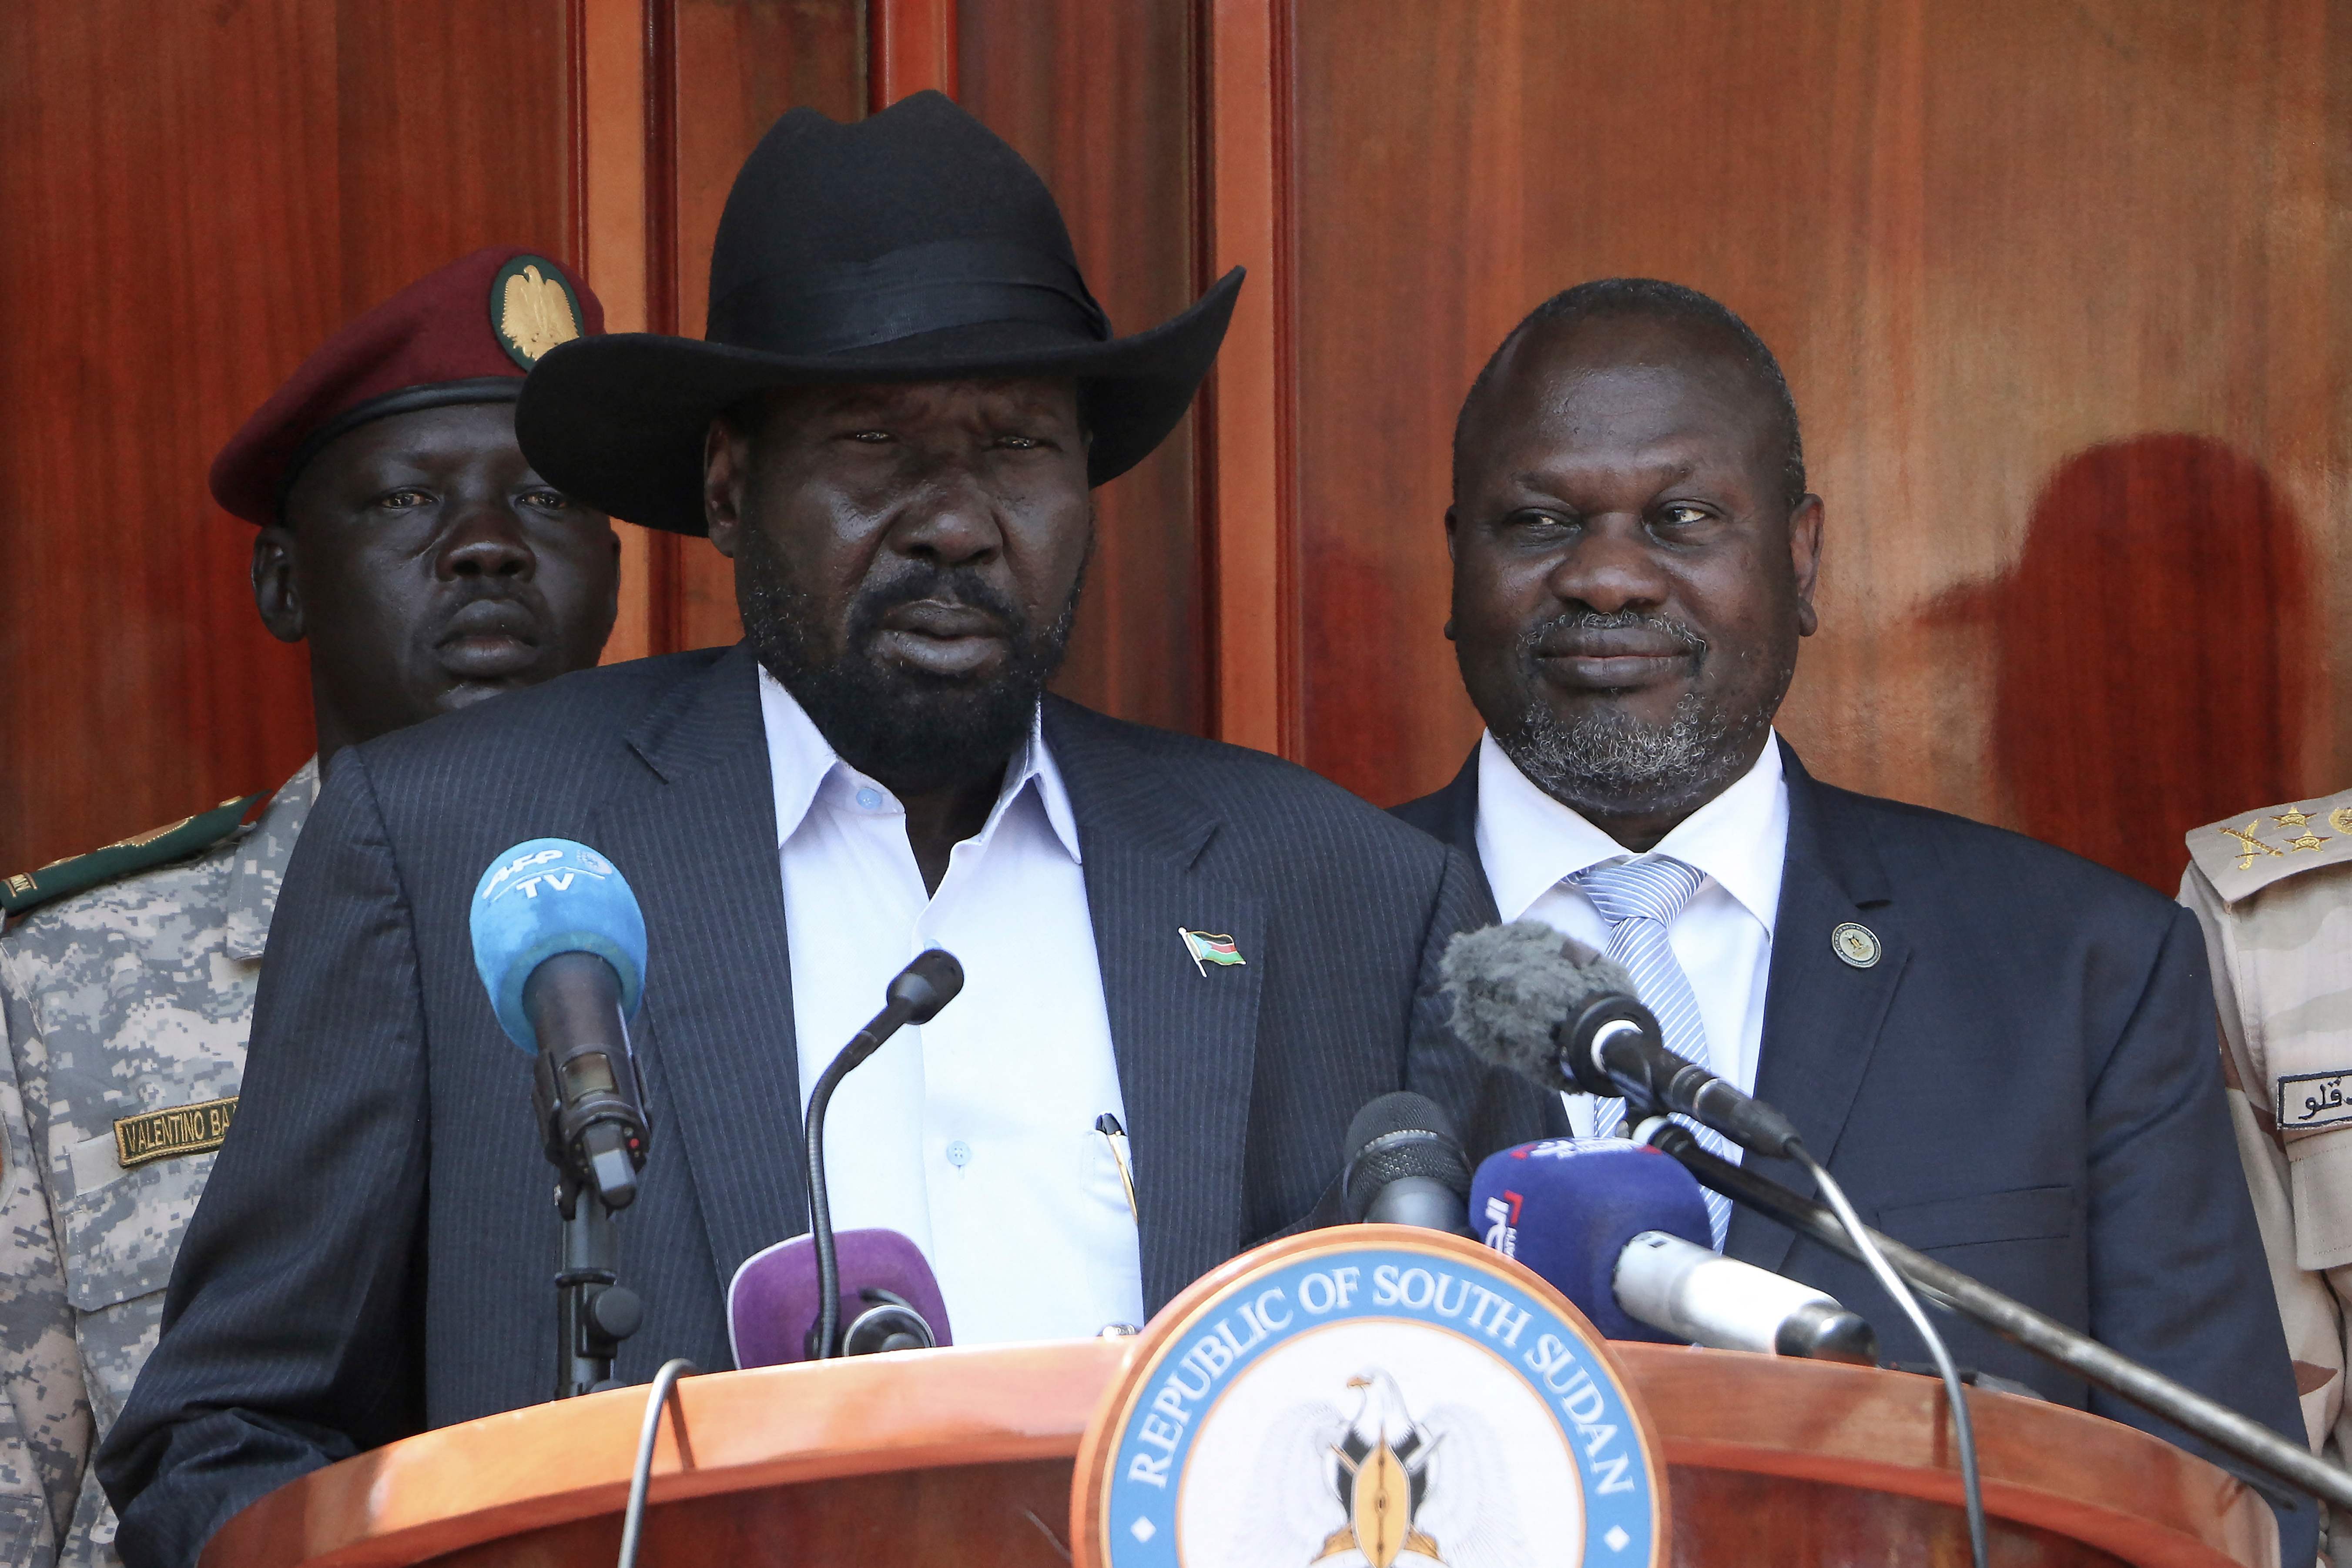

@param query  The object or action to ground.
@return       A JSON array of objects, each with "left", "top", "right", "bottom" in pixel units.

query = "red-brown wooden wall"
[
  {"left": 5, "top": 0, "right": 2346, "bottom": 899},
  {"left": 0, "top": 0, "right": 574, "bottom": 873},
  {"left": 1281, "top": 0, "right": 2352, "bottom": 892}
]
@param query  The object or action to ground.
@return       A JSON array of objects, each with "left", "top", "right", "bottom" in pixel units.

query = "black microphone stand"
[
  {"left": 802, "top": 950, "right": 964, "bottom": 1361},
  {"left": 526, "top": 953, "right": 652, "bottom": 1399},
  {"left": 552, "top": 1149, "right": 642, "bottom": 1399},
  {"left": 801, "top": 1046, "right": 860, "bottom": 1364},
  {"left": 1641, "top": 1119, "right": 2352, "bottom": 1512}
]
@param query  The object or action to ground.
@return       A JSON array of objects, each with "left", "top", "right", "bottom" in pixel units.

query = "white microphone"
[
  {"left": 1615, "top": 1230, "right": 1877, "bottom": 1363},
  {"left": 1471, "top": 1138, "right": 1877, "bottom": 1361}
]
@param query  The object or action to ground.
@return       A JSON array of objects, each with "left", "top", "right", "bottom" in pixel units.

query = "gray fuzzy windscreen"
[{"left": 1439, "top": 921, "right": 1638, "bottom": 1091}]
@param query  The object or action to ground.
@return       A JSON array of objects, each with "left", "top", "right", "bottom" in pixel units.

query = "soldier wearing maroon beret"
[{"left": 0, "top": 248, "right": 622, "bottom": 1568}]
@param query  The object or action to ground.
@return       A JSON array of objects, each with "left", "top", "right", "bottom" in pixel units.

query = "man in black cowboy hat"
[{"left": 99, "top": 95, "right": 1562, "bottom": 1566}]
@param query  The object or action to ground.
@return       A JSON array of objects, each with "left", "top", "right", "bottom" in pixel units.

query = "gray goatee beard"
[{"left": 1489, "top": 611, "right": 1783, "bottom": 821}]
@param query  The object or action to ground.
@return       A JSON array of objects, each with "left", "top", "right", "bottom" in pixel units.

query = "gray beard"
[
  {"left": 1489, "top": 614, "right": 1786, "bottom": 821},
  {"left": 1494, "top": 692, "right": 1742, "bottom": 817}
]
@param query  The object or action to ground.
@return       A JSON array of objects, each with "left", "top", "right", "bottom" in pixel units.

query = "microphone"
[
  {"left": 1471, "top": 1138, "right": 1877, "bottom": 1362},
  {"left": 729, "top": 1228, "right": 952, "bottom": 1367},
  {"left": 1440, "top": 919, "right": 1803, "bottom": 1158},
  {"left": 470, "top": 838, "right": 650, "bottom": 1209},
  {"left": 804, "top": 950, "right": 965, "bottom": 1360},
  {"left": 1340, "top": 1092, "right": 1475, "bottom": 1236},
  {"left": 1447, "top": 923, "right": 1990, "bottom": 1568},
  {"left": 1616, "top": 1233, "right": 1879, "bottom": 1363},
  {"left": 470, "top": 838, "right": 653, "bottom": 1398}
]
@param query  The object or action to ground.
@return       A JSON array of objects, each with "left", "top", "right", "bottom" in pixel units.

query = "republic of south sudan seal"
[{"left": 1072, "top": 1226, "right": 1666, "bottom": 1568}]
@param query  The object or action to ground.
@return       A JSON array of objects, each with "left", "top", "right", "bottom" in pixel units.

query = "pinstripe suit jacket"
[{"left": 98, "top": 645, "right": 1565, "bottom": 1568}]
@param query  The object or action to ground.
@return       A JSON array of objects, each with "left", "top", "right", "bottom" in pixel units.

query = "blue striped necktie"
[{"left": 1571, "top": 854, "right": 1737, "bottom": 1249}]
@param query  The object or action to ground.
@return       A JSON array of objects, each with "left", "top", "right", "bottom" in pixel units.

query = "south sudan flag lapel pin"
[{"left": 1179, "top": 928, "right": 1246, "bottom": 976}]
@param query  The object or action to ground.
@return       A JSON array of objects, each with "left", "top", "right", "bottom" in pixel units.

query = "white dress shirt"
[
  {"left": 760, "top": 669, "right": 1143, "bottom": 1344},
  {"left": 1473, "top": 731, "right": 1789, "bottom": 1149}
]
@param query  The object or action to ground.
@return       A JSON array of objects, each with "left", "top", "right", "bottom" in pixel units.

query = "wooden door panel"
[
  {"left": 658, "top": 0, "right": 865, "bottom": 653},
  {"left": 963, "top": 0, "right": 1210, "bottom": 735},
  {"left": 0, "top": 0, "right": 571, "bottom": 873},
  {"left": 1286, "top": 0, "right": 2351, "bottom": 886}
]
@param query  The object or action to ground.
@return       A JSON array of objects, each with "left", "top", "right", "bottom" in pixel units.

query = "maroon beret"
[{"left": 209, "top": 246, "right": 606, "bottom": 525}]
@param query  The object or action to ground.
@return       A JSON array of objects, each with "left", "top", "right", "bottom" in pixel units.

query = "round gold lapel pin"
[{"left": 1831, "top": 921, "right": 1881, "bottom": 968}]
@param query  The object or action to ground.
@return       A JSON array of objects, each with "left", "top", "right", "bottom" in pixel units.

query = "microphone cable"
[
  {"left": 1797, "top": 1146, "right": 1987, "bottom": 1568},
  {"left": 1636, "top": 1119, "right": 1988, "bottom": 1568},
  {"left": 617, "top": 1357, "right": 700, "bottom": 1568}
]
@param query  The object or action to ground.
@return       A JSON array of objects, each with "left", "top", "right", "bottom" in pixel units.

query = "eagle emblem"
[
  {"left": 1322, "top": 1374, "right": 1446, "bottom": 1567},
  {"left": 1203, "top": 1368, "right": 1537, "bottom": 1568},
  {"left": 491, "top": 255, "right": 581, "bottom": 368}
]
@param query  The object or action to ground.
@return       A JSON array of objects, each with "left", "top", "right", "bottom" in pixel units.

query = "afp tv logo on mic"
[
  {"left": 479, "top": 842, "right": 620, "bottom": 906},
  {"left": 1483, "top": 1190, "right": 1523, "bottom": 1257},
  {"left": 1478, "top": 1137, "right": 1661, "bottom": 1263}
]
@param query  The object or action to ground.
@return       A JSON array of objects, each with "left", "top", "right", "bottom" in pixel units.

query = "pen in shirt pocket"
[{"left": 1095, "top": 1112, "right": 1139, "bottom": 1223}]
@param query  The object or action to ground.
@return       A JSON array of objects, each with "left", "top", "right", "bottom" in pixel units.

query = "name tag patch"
[
  {"left": 2278, "top": 1072, "right": 2352, "bottom": 1132},
  {"left": 114, "top": 1096, "right": 238, "bottom": 1169}
]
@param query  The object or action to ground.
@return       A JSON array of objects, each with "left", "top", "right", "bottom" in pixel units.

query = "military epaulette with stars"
[
  {"left": 2, "top": 792, "right": 267, "bottom": 919},
  {"left": 2186, "top": 787, "right": 2352, "bottom": 904}
]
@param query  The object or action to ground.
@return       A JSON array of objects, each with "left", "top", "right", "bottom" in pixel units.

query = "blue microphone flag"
[
  {"left": 469, "top": 838, "right": 647, "bottom": 1052},
  {"left": 1472, "top": 1137, "right": 1712, "bottom": 1343}
]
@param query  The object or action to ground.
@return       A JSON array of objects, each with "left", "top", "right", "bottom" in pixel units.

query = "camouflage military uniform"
[
  {"left": 0, "top": 1031, "right": 77, "bottom": 1565},
  {"left": 0, "top": 761, "right": 316, "bottom": 1568},
  {"left": 2181, "top": 786, "right": 2352, "bottom": 1558}
]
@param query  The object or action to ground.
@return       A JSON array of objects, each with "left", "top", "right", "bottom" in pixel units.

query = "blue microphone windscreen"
[
  {"left": 469, "top": 838, "right": 647, "bottom": 1053},
  {"left": 1471, "top": 1138, "right": 1713, "bottom": 1343}
]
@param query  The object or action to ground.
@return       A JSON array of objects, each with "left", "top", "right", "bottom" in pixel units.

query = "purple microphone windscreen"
[
  {"left": 1472, "top": 1138, "right": 1712, "bottom": 1343},
  {"left": 727, "top": 1228, "right": 952, "bottom": 1369}
]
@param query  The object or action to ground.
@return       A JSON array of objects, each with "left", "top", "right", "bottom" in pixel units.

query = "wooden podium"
[{"left": 204, "top": 1339, "right": 2278, "bottom": 1568}]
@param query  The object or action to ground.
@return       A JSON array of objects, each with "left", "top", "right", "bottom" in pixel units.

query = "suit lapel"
[
  {"left": 1726, "top": 742, "right": 1911, "bottom": 1273},
  {"left": 1431, "top": 752, "right": 1494, "bottom": 909},
  {"left": 586, "top": 645, "right": 807, "bottom": 1290},
  {"left": 1044, "top": 702, "right": 1265, "bottom": 1313},
  {"left": 1426, "top": 751, "right": 1481, "bottom": 856}
]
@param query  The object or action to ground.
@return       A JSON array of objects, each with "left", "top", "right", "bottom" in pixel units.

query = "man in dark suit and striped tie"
[
  {"left": 98, "top": 95, "right": 1561, "bottom": 1568},
  {"left": 1397, "top": 275, "right": 2311, "bottom": 1562}
]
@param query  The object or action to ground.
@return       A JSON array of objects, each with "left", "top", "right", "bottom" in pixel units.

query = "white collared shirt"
[
  {"left": 1473, "top": 731, "right": 1789, "bottom": 1149},
  {"left": 759, "top": 669, "right": 1143, "bottom": 1344}
]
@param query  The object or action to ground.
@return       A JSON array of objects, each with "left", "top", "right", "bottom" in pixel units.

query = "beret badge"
[{"left": 492, "top": 255, "right": 583, "bottom": 369}]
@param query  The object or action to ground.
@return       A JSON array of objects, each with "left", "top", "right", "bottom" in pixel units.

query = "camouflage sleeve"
[
  {"left": 0, "top": 943, "right": 92, "bottom": 1560},
  {"left": 0, "top": 1379, "right": 61, "bottom": 1566},
  {"left": 2181, "top": 864, "right": 2348, "bottom": 1458}
]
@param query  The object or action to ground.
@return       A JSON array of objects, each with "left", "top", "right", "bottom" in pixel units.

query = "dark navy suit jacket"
[
  {"left": 99, "top": 645, "right": 1564, "bottom": 1568},
  {"left": 1396, "top": 740, "right": 2312, "bottom": 1561}
]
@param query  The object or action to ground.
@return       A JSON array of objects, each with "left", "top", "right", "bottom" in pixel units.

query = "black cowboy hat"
[{"left": 516, "top": 92, "right": 1243, "bottom": 535}]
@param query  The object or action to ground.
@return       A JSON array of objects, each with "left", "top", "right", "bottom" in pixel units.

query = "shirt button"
[
  {"left": 945, "top": 1139, "right": 972, "bottom": 1168},
  {"left": 855, "top": 787, "right": 883, "bottom": 810}
]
